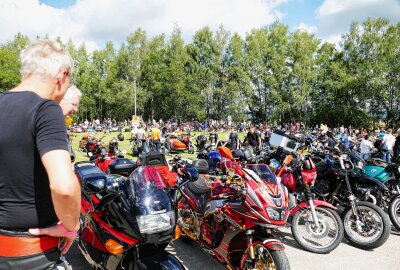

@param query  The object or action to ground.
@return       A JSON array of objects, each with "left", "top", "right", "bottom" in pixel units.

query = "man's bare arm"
[{"left": 42, "top": 150, "right": 80, "bottom": 231}]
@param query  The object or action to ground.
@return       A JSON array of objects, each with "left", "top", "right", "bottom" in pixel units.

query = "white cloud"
[
  {"left": 316, "top": 0, "right": 400, "bottom": 42},
  {"left": 294, "top": 22, "right": 317, "bottom": 34},
  {"left": 0, "top": 0, "right": 287, "bottom": 51}
]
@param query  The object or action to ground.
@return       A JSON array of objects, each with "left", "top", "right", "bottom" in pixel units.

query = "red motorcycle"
[
  {"left": 277, "top": 153, "right": 344, "bottom": 254},
  {"left": 176, "top": 147, "right": 291, "bottom": 270},
  {"left": 91, "top": 138, "right": 130, "bottom": 174},
  {"left": 74, "top": 161, "right": 184, "bottom": 270}
]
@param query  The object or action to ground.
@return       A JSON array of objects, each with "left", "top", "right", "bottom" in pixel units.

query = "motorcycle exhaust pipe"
[{"left": 364, "top": 191, "right": 377, "bottom": 205}]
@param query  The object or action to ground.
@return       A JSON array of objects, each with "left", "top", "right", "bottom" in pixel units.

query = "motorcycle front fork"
[
  {"left": 348, "top": 194, "right": 364, "bottom": 232},
  {"left": 304, "top": 186, "right": 321, "bottom": 229},
  {"left": 246, "top": 229, "right": 256, "bottom": 260}
]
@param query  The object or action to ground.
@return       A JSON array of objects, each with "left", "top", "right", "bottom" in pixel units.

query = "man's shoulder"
[{"left": 1, "top": 91, "right": 52, "bottom": 108}]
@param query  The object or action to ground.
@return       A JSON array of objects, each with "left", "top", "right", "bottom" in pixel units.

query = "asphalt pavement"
[{"left": 66, "top": 226, "right": 400, "bottom": 270}]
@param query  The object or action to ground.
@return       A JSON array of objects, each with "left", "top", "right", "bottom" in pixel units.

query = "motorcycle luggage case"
[
  {"left": 140, "top": 152, "right": 168, "bottom": 166},
  {"left": 108, "top": 158, "right": 137, "bottom": 176}
]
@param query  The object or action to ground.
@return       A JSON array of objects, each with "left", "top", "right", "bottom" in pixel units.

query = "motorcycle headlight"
[
  {"left": 266, "top": 208, "right": 286, "bottom": 221},
  {"left": 136, "top": 210, "right": 175, "bottom": 234}
]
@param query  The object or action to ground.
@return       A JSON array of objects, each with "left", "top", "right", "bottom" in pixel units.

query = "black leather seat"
[{"left": 187, "top": 176, "right": 211, "bottom": 196}]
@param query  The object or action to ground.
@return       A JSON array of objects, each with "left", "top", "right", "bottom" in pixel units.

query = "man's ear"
[{"left": 55, "top": 69, "right": 69, "bottom": 86}]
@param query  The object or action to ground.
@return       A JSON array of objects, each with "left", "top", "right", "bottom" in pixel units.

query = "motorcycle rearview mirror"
[
  {"left": 84, "top": 177, "right": 107, "bottom": 194},
  {"left": 218, "top": 146, "right": 234, "bottom": 160},
  {"left": 183, "top": 167, "right": 199, "bottom": 182}
]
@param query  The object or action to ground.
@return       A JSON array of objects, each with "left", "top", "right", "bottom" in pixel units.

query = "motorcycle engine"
[
  {"left": 179, "top": 204, "right": 200, "bottom": 240},
  {"left": 200, "top": 216, "right": 225, "bottom": 248},
  {"left": 313, "top": 177, "right": 334, "bottom": 197}
]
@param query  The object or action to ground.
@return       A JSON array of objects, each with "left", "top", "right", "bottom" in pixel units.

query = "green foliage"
[{"left": 0, "top": 19, "right": 399, "bottom": 128}]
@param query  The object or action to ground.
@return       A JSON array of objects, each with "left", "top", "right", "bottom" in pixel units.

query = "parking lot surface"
[{"left": 67, "top": 226, "right": 400, "bottom": 270}]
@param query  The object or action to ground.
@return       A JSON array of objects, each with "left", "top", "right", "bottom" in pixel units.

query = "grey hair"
[
  {"left": 20, "top": 39, "right": 73, "bottom": 78},
  {"left": 64, "top": 85, "right": 82, "bottom": 101}
]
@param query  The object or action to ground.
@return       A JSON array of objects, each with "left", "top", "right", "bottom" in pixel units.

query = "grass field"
[{"left": 70, "top": 131, "right": 249, "bottom": 163}]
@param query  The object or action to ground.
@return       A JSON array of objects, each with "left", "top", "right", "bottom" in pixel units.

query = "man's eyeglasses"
[{"left": 63, "top": 98, "right": 79, "bottom": 109}]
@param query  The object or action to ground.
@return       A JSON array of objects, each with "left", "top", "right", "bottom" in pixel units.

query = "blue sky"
[
  {"left": 279, "top": 0, "right": 321, "bottom": 31},
  {"left": 1, "top": 0, "right": 399, "bottom": 51},
  {"left": 39, "top": 0, "right": 324, "bottom": 32},
  {"left": 40, "top": 0, "right": 76, "bottom": 8}
]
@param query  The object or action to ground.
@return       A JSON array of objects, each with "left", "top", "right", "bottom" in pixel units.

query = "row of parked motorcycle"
[{"left": 72, "top": 131, "right": 400, "bottom": 270}]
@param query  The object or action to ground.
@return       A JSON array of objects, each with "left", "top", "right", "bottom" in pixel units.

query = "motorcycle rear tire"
[
  {"left": 342, "top": 201, "right": 390, "bottom": 250},
  {"left": 291, "top": 206, "right": 343, "bottom": 254},
  {"left": 388, "top": 196, "right": 400, "bottom": 231}
]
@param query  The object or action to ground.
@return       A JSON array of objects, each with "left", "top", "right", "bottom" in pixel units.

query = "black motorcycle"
[
  {"left": 312, "top": 151, "right": 391, "bottom": 249},
  {"left": 74, "top": 161, "right": 184, "bottom": 270}
]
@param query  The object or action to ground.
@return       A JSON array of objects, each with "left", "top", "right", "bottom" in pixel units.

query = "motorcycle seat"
[{"left": 187, "top": 176, "right": 211, "bottom": 196}]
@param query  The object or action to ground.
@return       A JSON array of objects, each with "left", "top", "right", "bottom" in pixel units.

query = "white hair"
[
  {"left": 20, "top": 39, "right": 73, "bottom": 78},
  {"left": 64, "top": 85, "right": 82, "bottom": 101}
]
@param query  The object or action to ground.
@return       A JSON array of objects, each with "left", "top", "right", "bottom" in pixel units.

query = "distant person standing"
[
  {"left": 245, "top": 126, "right": 262, "bottom": 149},
  {"left": 264, "top": 127, "right": 271, "bottom": 152},
  {"left": 208, "top": 131, "right": 219, "bottom": 150},
  {"left": 137, "top": 124, "right": 147, "bottom": 156},
  {"left": 226, "top": 127, "right": 239, "bottom": 150},
  {"left": 393, "top": 129, "right": 400, "bottom": 163},
  {"left": 381, "top": 129, "right": 396, "bottom": 163},
  {"left": 151, "top": 123, "right": 162, "bottom": 152},
  {"left": 162, "top": 123, "right": 169, "bottom": 137},
  {"left": 360, "top": 135, "right": 373, "bottom": 161}
]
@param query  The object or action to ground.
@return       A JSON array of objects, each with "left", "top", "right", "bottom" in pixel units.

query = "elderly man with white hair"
[
  {"left": 60, "top": 84, "right": 82, "bottom": 117},
  {"left": 0, "top": 39, "right": 80, "bottom": 269}
]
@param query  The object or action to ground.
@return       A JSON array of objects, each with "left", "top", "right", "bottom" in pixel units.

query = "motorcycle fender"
[
  {"left": 290, "top": 200, "right": 336, "bottom": 217},
  {"left": 262, "top": 239, "right": 285, "bottom": 251},
  {"left": 135, "top": 251, "right": 185, "bottom": 270}
]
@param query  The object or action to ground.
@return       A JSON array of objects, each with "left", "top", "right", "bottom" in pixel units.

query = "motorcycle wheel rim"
[
  {"left": 245, "top": 244, "right": 276, "bottom": 270},
  {"left": 295, "top": 207, "right": 340, "bottom": 249},
  {"left": 344, "top": 205, "right": 383, "bottom": 244},
  {"left": 394, "top": 199, "right": 400, "bottom": 222}
]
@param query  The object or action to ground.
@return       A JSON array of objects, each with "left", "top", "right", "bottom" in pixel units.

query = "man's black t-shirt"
[
  {"left": 246, "top": 132, "right": 260, "bottom": 147},
  {"left": 0, "top": 92, "right": 68, "bottom": 230},
  {"left": 229, "top": 132, "right": 238, "bottom": 149}
]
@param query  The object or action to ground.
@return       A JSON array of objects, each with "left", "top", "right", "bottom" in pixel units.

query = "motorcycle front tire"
[
  {"left": 244, "top": 243, "right": 290, "bottom": 270},
  {"left": 291, "top": 206, "right": 344, "bottom": 254},
  {"left": 388, "top": 196, "right": 400, "bottom": 231},
  {"left": 342, "top": 201, "right": 391, "bottom": 250},
  {"left": 128, "top": 251, "right": 185, "bottom": 270}
]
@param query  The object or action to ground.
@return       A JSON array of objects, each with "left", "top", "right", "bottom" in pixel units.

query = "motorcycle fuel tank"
[{"left": 363, "top": 165, "right": 390, "bottom": 183}]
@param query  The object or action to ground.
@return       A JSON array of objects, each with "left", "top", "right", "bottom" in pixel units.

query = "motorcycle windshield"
[
  {"left": 241, "top": 164, "right": 278, "bottom": 185},
  {"left": 130, "top": 166, "right": 167, "bottom": 189}
]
